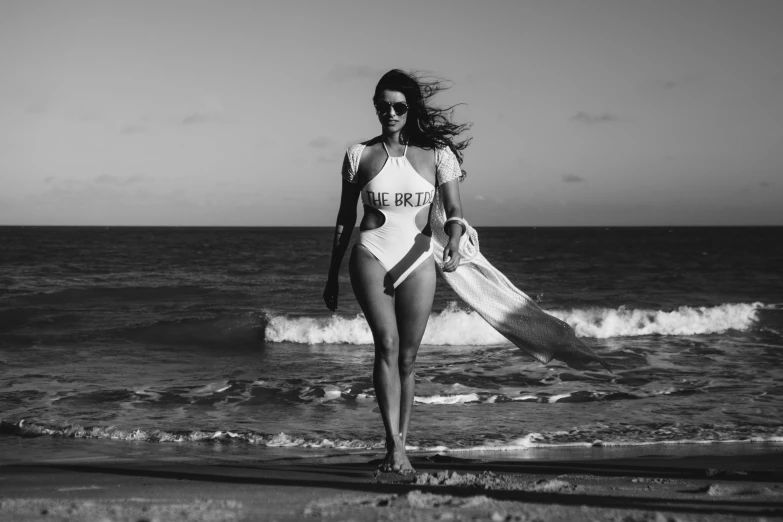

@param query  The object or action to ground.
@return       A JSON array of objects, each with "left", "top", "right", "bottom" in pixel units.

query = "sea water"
[{"left": 1, "top": 226, "right": 782, "bottom": 458}]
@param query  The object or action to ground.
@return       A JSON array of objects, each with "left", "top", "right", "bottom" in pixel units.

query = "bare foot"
[{"left": 378, "top": 435, "right": 415, "bottom": 474}]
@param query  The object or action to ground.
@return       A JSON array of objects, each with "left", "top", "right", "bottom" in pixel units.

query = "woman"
[{"left": 323, "top": 70, "right": 471, "bottom": 473}]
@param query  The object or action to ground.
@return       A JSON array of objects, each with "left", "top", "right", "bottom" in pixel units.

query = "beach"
[
  {"left": 2, "top": 226, "right": 782, "bottom": 520},
  {"left": 2, "top": 437, "right": 783, "bottom": 521}
]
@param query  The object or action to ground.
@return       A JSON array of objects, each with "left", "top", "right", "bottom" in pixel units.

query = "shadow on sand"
[{"left": 5, "top": 452, "right": 779, "bottom": 518}]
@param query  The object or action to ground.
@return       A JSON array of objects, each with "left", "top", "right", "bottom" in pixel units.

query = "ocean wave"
[
  {"left": 0, "top": 419, "right": 385, "bottom": 449},
  {"left": 550, "top": 302, "right": 763, "bottom": 338},
  {"left": 264, "top": 304, "right": 507, "bottom": 345},
  {"left": 413, "top": 388, "right": 681, "bottom": 405},
  {"left": 4, "top": 420, "right": 781, "bottom": 451},
  {"left": 264, "top": 302, "right": 763, "bottom": 345},
  {"left": 415, "top": 394, "right": 481, "bottom": 405},
  {"left": 1, "top": 379, "right": 688, "bottom": 415}
]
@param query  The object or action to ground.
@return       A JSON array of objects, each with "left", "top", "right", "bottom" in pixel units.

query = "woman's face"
[{"left": 376, "top": 90, "right": 407, "bottom": 134}]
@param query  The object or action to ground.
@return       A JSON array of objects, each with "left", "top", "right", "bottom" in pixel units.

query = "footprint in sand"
[{"left": 693, "top": 484, "right": 773, "bottom": 496}]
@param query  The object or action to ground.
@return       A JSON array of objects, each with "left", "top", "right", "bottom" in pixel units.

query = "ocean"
[{"left": 1, "top": 226, "right": 782, "bottom": 460}]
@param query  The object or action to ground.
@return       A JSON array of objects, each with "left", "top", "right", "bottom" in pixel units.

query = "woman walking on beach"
[{"left": 324, "top": 70, "right": 471, "bottom": 473}]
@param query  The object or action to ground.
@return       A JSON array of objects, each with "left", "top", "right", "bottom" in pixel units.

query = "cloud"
[
  {"left": 326, "top": 64, "right": 385, "bottom": 82},
  {"left": 655, "top": 73, "right": 700, "bottom": 91},
  {"left": 181, "top": 113, "right": 222, "bottom": 125},
  {"left": 309, "top": 136, "right": 334, "bottom": 148},
  {"left": 94, "top": 174, "right": 147, "bottom": 186},
  {"left": 571, "top": 112, "right": 617, "bottom": 125},
  {"left": 119, "top": 124, "right": 145, "bottom": 135},
  {"left": 562, "top": 173, "right": 585, "bottom": 183}
]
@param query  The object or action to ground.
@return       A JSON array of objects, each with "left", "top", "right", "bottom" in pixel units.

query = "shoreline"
[
  {"left": 2, "top": 437, "right": 782, "bottom": 521},
  {"left": 4, "top": 432, "right": 783, "bottom": 465}
]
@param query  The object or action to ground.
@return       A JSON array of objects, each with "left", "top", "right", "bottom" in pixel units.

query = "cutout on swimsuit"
[
  {"left": 359, "top": 206, "right": 386, "bottom": 232},
  {"left": 414, "top": 205, "right": 431, "bottom": 233}
]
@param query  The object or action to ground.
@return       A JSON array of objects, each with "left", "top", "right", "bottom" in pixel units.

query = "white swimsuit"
[{"left": 342, "top": 142, "right": 463, "bottom": 288}]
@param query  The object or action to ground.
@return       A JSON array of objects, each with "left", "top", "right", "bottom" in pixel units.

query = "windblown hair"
[{"left": 373, "top": 69, "right": 472, "bottom": 179}]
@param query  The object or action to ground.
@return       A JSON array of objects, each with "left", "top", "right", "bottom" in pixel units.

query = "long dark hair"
[{"left": 373, "top": 69, "right": 472, "bottom": 176}]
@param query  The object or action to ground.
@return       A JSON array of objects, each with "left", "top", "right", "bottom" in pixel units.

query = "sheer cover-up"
[{"left": 430, "top": 184, "right": 611, "bottom": 371}]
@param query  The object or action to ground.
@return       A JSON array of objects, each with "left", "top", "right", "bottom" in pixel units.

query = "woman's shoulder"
[
  {"left": 432, "top": 145, "right": 462, "bottom": 184},
  {"left": 342, "top": 139, "right": 381, "bottom": 182},
  {"left": 345, "top": 142, "right": 366, "bottom": 154},
  {"left": 344, "top": 141, "right": 368, "bottom": 166},
  {"left": 431, "top": 144, "right": 458, "bottom": 166}
]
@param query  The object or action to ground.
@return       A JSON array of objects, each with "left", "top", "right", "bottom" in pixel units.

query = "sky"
[{"left": 1, "top": 0, "right": 781, "bottom": 226}]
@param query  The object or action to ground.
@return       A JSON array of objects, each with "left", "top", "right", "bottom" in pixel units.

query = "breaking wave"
[
  {"left": 549, "top": 302, "right": 764, "bottom": 339},
  {"left": 265, "top": 302, "right": 764, "bottom": 345}
]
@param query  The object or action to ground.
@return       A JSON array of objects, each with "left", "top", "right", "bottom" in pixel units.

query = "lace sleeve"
[
  {"left": 435, "top": 146, "right": 462, "bottom": 186},
  {"left": 341, "top": 144, "right": 364, "bottom": 184},
  {"left": 341, "top": 151, "right": 356, "bottom": 184}
]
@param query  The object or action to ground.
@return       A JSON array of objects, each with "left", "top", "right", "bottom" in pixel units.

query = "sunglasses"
[{"left": 374, "top": 101, "right": 409, "bottom": 116}]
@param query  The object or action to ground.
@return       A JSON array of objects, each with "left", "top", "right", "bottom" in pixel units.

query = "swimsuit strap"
[{"left": 381, "top": 141, "right": 407, "bottom": 158}]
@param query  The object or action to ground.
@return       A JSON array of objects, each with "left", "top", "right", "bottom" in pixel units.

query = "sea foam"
[
  {"left": 549, "top": 302, "right": 763, "bottom": 338},
  {"left": 4, "top": 420, "right": 781, "bottom": 451},
  {"left": 265, "top": 302, "right": 763, "bottom": 345}
]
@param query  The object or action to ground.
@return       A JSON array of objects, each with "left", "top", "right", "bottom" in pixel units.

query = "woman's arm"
[
  {"left": 323, "top": 179, "right": 360, "bottom": 311},
  {"left": 439, "top": 178, "right": 464, "bottom": 272},
  {"left": 435, "top": 146, "right": 466, "bottom": 272}
]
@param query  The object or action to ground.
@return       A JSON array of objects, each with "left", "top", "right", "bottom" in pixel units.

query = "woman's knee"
[
  {"left": 374, "top": 333, "right": 399, "bottom": 360},
  {"left": 398, "top": 350, "right": 417, "bottom": 377}
]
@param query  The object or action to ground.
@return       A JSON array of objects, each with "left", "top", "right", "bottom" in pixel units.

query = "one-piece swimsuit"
[{"left": 341, "top": 142, "right": 463, "bottom": 288}]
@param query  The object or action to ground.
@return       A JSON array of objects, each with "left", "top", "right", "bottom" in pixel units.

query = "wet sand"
[{"left": 1, "top": 442, "right": 782, "bottom": 521}]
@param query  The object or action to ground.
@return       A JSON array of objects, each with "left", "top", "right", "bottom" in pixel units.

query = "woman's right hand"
[
  {"left": 323, "top": 278, "right": 339, "bottom": 311},
  {"left": 442, "top": 240, "right": 462, "bottom": 272}
]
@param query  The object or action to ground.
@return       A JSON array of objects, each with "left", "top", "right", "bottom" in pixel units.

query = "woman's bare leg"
[
  {"left": 395, "top": 256, "right": 436, "bottom": 449},
  {"left": 349, "top": 246, "right": 406, "bottom": 471}
]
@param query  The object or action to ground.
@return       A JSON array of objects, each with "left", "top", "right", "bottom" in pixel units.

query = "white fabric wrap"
[{"left": 430, "top": 186, "right": 610, "bottom": 371}]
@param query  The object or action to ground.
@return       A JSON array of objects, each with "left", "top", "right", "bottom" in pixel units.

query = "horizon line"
[{"left": 2, "top": 224, "right": 782, "bottom": 229}]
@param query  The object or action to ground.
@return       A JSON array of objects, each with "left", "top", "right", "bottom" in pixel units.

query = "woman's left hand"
[
  {"left": 442, "top": 241, "right": 461, "bottom": 272},
  {"left": 323, "top": 277, "right": 339, "bottom": 311}
]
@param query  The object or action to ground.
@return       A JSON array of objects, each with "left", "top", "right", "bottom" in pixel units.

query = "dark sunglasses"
[{"left": 374, "top": 101, "right": 409, "bottom": 116}]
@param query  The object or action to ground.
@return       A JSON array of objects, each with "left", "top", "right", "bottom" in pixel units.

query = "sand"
[{"left": 1, "top": 442, "right": 782, "bottom": 521}]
